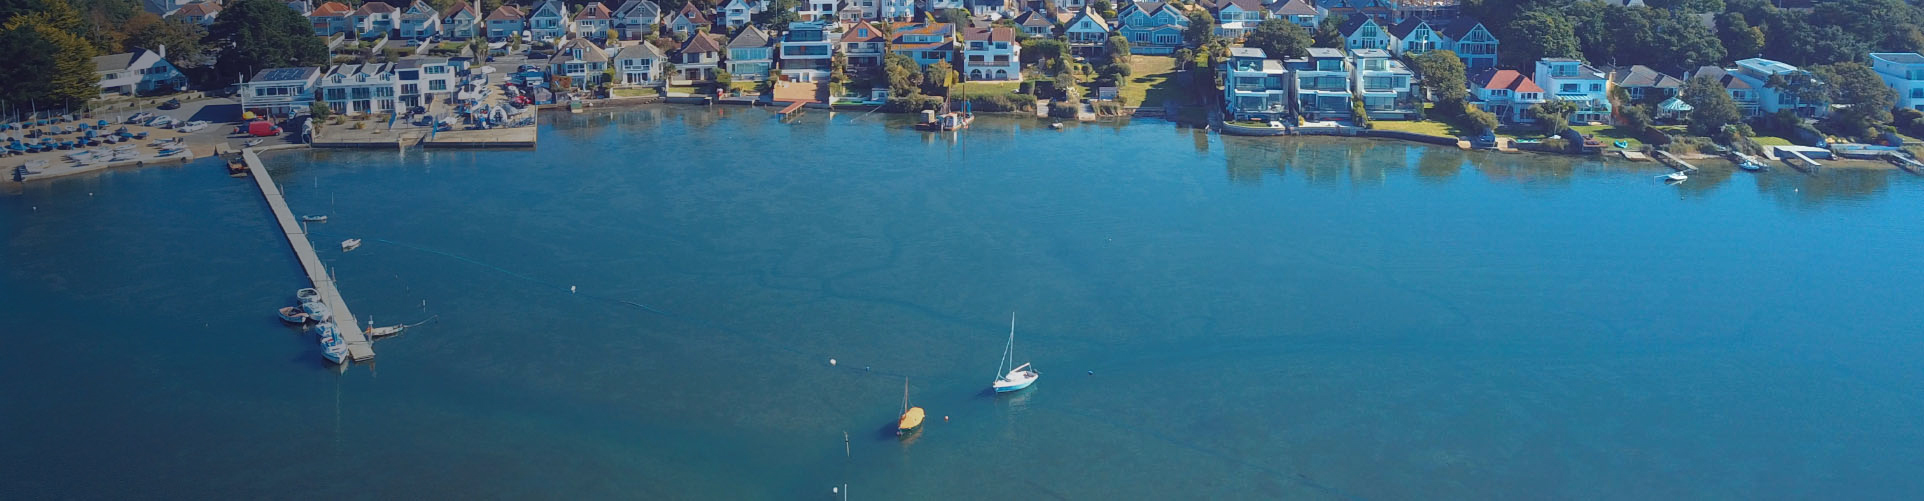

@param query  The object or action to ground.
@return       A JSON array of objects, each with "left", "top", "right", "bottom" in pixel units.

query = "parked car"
[{"left": 158, "top": 98, "right": 182, "bottom": 110}]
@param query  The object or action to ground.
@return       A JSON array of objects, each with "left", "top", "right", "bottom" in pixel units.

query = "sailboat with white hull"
[{"left": 992, "top": 313, "right": 1039, "bottom": 393}]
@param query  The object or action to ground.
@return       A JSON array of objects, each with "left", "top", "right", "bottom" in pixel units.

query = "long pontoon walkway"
[{"left": 244, "top": 148, "right": 374, "bottom": 361}]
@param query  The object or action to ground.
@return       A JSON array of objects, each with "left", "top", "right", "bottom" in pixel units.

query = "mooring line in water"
[{"left": 356, "top": 236, "right": 919, "bottom": 379}]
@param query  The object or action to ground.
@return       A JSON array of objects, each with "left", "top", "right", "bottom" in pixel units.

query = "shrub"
[
  {"left": 1048, "top": 102, "right": 1079, "bottom": 119},
  {"left": 1541, "top": 137, "right": 1568, "bottom": 152},
  {"left": 882, "top": 94, "right": 943, "bottom": 112},
  {"left": 959, "top": 92, "right": 1035, "bottom": 112},
  {"left": 1351, "top": 97, "right": 1370, "bottom": 128}
]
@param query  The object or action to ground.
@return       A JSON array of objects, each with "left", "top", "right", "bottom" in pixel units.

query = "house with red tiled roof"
[
  {"left": 1471, "top": 68, "right": 1545, "bottom": 124},
  {"left": 485, "top": 5, "right": 525, "bottom": 40},
  {"left": 311, "top": 1, "right": 356, "bottom": 36},
  {"left": 168, "top": 1, "right": 220, "bottom": 25},
  {"left": 574, "top": 2, "right": 616, "bottom": 40},
  {"left": 666, "top": 3, "right": 710, "bottom": 36},
  {"left": 839, "top": 21, "right": 887, "bottom": 69},
  {"left": 962, "top": 27, "right": 1019, "bottom": 82},
  {"left": 353, "top": 1, "right": 398, "bottom": 38}
]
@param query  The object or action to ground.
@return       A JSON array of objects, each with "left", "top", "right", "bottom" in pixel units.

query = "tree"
[
  {"left": 1243, "top": 18, "right": 1310, "bottom": 60},
  {"left": 1812, "top": 62, "right": 1898, "bottom": 138},
  {"left": 1409, "top": 50, "right": 1467, "bottom": 103},
  {"left": 1681, "top": 74, "right": 1740, "bottom": 136},
  {"left": 1528, "top": 100, "right": 1577, "bottom": 135},
  {"left": 1090, "top": 0, "right": 1115, "bottom": 21},
  {"left": 309, "top": 100, "right": 331, "bottom": 121},
  {"left": 938, "top": 8, "right": 968, "bottom": 28},
  {"left": 1054, "top": 70, "right": 1080, "bottom": 100},
  {"left": 714, "top": 67, "right": 732, "bottom": 87},
  {"left": 828, "top": 51, "right": 849, "bottom": 97},
  {"left": 1620, "top": 103, "right": 1654, "bottom": 133},
  {"left": 1312, "top": 14, "right": 1344, "bottom": 48},
  {"left": 1717, "top": 12, "right": 1765, "bottom": 62},
  {"left": 1105, "top": 35, "right": 1130, "bottom": 60},
  {"left": 1021, "top": 38, "right": 1066, "bottom": 65},
  {"left": 510, "top": 31, "right": 522, "bottom": 52},
  {"left": 1183, "top": 10, "right": 1217, "bottom": 49},
  {"left": 120, "top": 13, "right": 204, "bottom": 68},
  {"left": 607, "top": 28, "right": 620, "bottom": 44},
  {"left": 882, "top": 53, "right": 922, "bottom": 97},
  {"left": 1462, "top": 103, "right": 1500, "bottom": 133},
  {"left": 3, "top": 1, "right": 96, "bottom": 108},
  {"left": 752, "top": 0, "right": 801, "bottom": 32},
  {"left": 207, "top": 0, "right": 328, "bottom": 86},
  {"left": 0, "top": 26, "right": 60, "bottom": 108},
  {"left": 923, "top": 59, "right": 954, "bottom": 94},
  {"left": 1501, "top": 9, "right": 1579, "bottom": 69}
]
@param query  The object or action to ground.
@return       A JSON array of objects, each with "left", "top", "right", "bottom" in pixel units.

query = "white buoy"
[
  {"left": 829, "top": 359, "right": 837, "bottom": 366},
  {"left": 570, "top": 285, "right": 577, "bottom": 293}
]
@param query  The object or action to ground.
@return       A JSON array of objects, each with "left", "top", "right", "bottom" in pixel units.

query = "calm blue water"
[{"left": 5, "top": 106, "right": 1923, "bottom": 498}]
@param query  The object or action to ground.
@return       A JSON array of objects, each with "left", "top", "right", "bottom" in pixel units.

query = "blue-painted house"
[{"left": 1115, "top": 0, "right": 1188, "bottom": 55}]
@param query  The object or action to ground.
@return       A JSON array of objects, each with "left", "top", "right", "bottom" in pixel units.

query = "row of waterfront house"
[{"left": 238, "top": 57, "right": 462, "bottom": 117}]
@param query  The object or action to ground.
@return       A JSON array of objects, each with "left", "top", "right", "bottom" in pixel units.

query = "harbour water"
[{"left": 4, "top": 106, "right": 1923, "bottom": 498}]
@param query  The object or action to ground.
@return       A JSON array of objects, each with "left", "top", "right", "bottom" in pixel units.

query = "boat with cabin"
[
  {"left": 301, "top": 215, "right": 328, "bottom": 223},
  {"left": 914, "top": 100, "right": 973, "bottom": 131},
  {"left": 991, "top": 313, "right": 1039, "bottom": 393},
  {"left": 316, "top": 323, "right": 349, "bottom": 364},
  {"left": 341, "top": 238, "right": 361, "bottom": 251}
]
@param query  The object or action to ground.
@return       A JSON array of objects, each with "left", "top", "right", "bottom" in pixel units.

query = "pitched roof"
[
  {"left": 402, "top": 0, "right": 438, "bottom": 19},
  {"left": 354, "top": 1, "right": 394, "bottom": 15},
  {"left": 1270, "top": 0, "right": 1317, "bottom": 16},
  {"left": 615, "top": 0, "right": 660, "bottom": 19},
  {"left": 1215, "top": 0, "right": 1261, "bottom": 12},
  {"left": 840, "top": 21, "right": 884, "bottom": 43},
  {"left": 1691, "top": 66, "right": 1750, "bottom": 90},
  {"left": 93, "top": 51, "right": 139, "bottom": 72},
  {"left": 441, "top": 0, "right": 477, "bottom": 18},
  {"left": 729, "top": 25, "right": 771, "bottom": 48},
  {"left": 1388, "top": 18, "right": 1428, "bottom": 39},
  {"left": 963, "top": 26, "right": 1015, "bottom": 42},
  {"left": 1338, "top": 15, "right": 1375, "bottom": 37},
  {"left": 486, "top": 5, "right": 523, "bottom": 20},
  {"left": 313, "top": 1, "right": 352, "bottom": 16},
  {"left": 1472, "top": 68, "right": 1543, "bottom": 93},
  {"left": 1068, "top": 9, "right": 1106, "bottom": 28},
  {"left": 174, "top": 2, "right": 219, "bottom": 16},
  {"left": 549, "top": 38, "right": 610, "bottom": 64},
  {"left": 1011, "top": 9, "right": 1053, "bottom": 27},
  {"left": 680, "top": 32, "right": 725, "bottom": 53},
  {"left": 1438, "top": 17, "right": 1486, "bottom": 39},
  {"left": 674, "top": 3, "right": 708, "bottom": 24},
  {"left": 576, "top": 2, "right": 613, "bottom": 20},
  {"left": 1610, "top": 65, "right": 1682, "bottom": 89},
  {"left": 614, "top": 41, "right": 666, "bottom": 59}
]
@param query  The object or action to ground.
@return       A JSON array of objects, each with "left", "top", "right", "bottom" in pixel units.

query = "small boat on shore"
[
  {"left": 278, "top": 306, "right": 311, "bottom": 324},
  {"left": 341, "top": 238, "right": 361, "bottom": 251},
  {"left": 897, "top": 378, "right": 924, "bottom": 437},
  {"left": 301, "top": 215, "right": 328, "bottom": 223}
]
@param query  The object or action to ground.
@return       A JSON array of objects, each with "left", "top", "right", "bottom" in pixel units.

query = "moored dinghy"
[
  {"left": 341, "top": 238, "right": 361, "bottom": 251},
  {"left": 992, "top": 312, "right": 1039, "bottom": 393},
  {"left": 278, "top": 306, "right": 311, "bottom": 324},
  {"left": 296, "top": 287, "right": 320, "bottom": 303}
]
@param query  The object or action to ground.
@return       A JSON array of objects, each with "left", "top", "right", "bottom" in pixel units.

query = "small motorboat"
[
  {"left": 303, "top": 301, "right": 334, "bottom": 323},
  {"left": 296, "top": 287, "right": 321, "bottom": 303},
  {"left": 341, "top": 238, "right": 362, "bottom": 251},
  {"left": 301, "top": 215, "right": 328, "bottom": 223},
  {"left": 315, "top": 323, "right": 349, "bottom": 364},
  {"left": 1050, "top": 122, "right": 1064, "bottom": 129},
  {"left": 1738, "top": 159, "right": 1764, "bottom": 171},
  {"left": 278, "top": 306, "right": 311, "bottom": 324},
  {"left": 1662, "top": 171, "right": 1688, "bottom": 183},
  {"left": 157, "top": 147, "right": 190, "bottom": 157}
]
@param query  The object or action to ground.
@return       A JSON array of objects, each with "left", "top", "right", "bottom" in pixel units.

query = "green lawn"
[
  {"left": 1371, "top": 120, "right": 1462, "bottom": 137},
  {"left": 1751, "top": 135, "right": 1794, "bottom": 146},
  {"left": 953, "top": 81, "right": 1022, "bottom": 97},
  {"left": 1124, "top": 55, "right": 1179, "bottom": 107},
  {"left": 611, "top": 88, "right": 654, "bottom": 97},
  {"left": 665, "top": 86, "right": 699, "bottom": 95},
  {"left": 1571, "top": 124, "right": 1646, "bottom": 147}
]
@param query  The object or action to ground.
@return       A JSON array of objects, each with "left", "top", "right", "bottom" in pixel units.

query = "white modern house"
[
  {"left": 395, "top": 57, "right": 454, "bottom": 108},
  {"left": 1224, "top": 47, "right": 1290, "bottom": 122},
  {"left": 614, "top": 42, "right": 666, "bottom": 86},
  {"left": 1268, "top": 0, "right": 1323, "bottom": 30},
  {"left": 922, "top": 0, "right": 965, "bottom": 12},
  {"left": 240, "top": 67, "right": 321, "bottom": 117},
  {"left": 1211, "top": 0, "right": 1264, "bottom": 39},
  {"left": 799, "top": 0, "right": 837, "bottom": 21},
  {"left": 1289, "top": 47, "right": 1352, "bottom": 120},
  {"left": 1470, "top": 68, "right": 1544, "bottom": 124},
  {"left": 720, "top": 0, "right": 763, "bottom": 28},
  {"left": 1534, "top": 58, "right": 1611, "bottom": 124},
  {"left": 779, "top": 21, "right": 837, "bottom": 82},
  {"left": 1350, "top": 48, "right": 1416, "bottom": 119},
  {"left": 93, "top": 47, "right": 188, "bottom": 97},
  {"left": 1730, "top": 57, "right": 1826, "bottom": 118},
  {"left": 962, "top": 26, "right": 1020, "bottom": 81},
  {"left": 1870, "top": 52, "right": 1924, "bottom": 112},
  {"left": 319, "top": 63, "right": 400, "bottom": 115}
]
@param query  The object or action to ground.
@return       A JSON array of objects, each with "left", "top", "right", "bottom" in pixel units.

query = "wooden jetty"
[
  {"left": 777, "top": 101, "right": 806, "bottom": 119},
  {"left": 1654, "top": 150, "right": 1698, "bottom": 172},
  {"left": 244, "top": 148, "right": 375, "bottom": 362}
]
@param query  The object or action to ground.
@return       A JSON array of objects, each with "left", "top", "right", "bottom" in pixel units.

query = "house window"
[
  {"left": 1560, "top": 83, "right": 1579, "bottom": 93},
  {"left": 325, "top": 88, "right": 345, "bottom": 100},
  {"left": 430, "top": 80, "right": 446, "bottom": 91},
  {"left": 1589, "top": 83, "right": 1601, "bottom": 91},
  {"left": 1911, "top": 88, "right": 1923, "bottom": 99}
]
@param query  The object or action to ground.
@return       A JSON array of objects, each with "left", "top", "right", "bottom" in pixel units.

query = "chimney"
[{"left": 158, "top": 44, "right": 167, "bottom": 59}]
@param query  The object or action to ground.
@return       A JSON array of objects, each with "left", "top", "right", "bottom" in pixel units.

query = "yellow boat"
[{"left": 897, "top": 378, "right": 924, "bottom": 436}]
